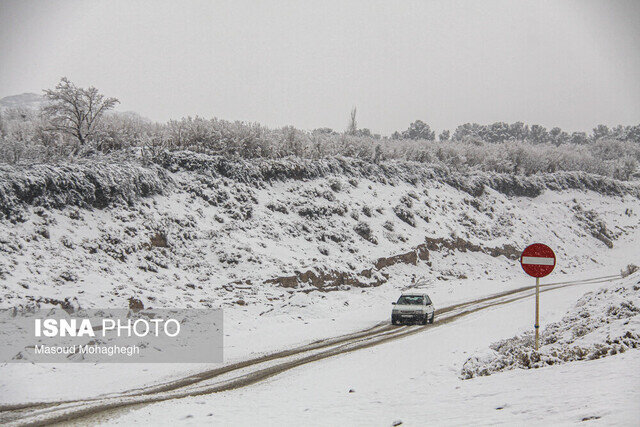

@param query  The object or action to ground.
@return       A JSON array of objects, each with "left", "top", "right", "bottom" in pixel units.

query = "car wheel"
[
  {"left": 391, "top": 316, "right": 397, "bottom": 325},
  {"left": 429, "top": 313, "right": 435, "bottom": 324}
]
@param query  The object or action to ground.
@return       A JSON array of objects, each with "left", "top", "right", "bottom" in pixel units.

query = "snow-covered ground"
[
  {"left": 1, "top": 162, "right": 639, "bottom": 417},
  {"left": 462, "top": 273, "right": 640, "bottom": 379},
  {"left": 98, "top": 273, "right": 640, "bottom": 426},
  {"left": 0, "top": 269, "right": 633, "bottom": 410}
]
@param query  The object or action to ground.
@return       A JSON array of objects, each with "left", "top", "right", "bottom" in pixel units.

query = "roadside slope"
[{"left": 2, "top": 156, "right": 638, "bottom": 311}]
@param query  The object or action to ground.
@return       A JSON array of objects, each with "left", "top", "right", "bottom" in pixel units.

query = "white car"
[{"left": 391, "top": 293, "right": 435, "bottom": 325}]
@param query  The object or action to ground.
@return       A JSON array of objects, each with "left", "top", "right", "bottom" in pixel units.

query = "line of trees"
[
  {"left": 390, "top": 119, "right": 640, "bottom": 145},
  {"left": 450, "top": 121, "right": 639, "bottom": 145},
  {"left": 0, "top": 78, "right": 639, "bottom": 180}
]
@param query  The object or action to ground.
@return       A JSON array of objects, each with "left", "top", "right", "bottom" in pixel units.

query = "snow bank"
[
  {"left": 1, "top": 150, "right": 639, "bottom": 315},
  {"left": 461, "top": 272, "right": 640, "bottom": 379}
]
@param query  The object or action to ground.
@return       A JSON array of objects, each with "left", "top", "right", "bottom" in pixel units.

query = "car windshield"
[{"left": 396, "top": 295, "right": 424, "bottom": 305}]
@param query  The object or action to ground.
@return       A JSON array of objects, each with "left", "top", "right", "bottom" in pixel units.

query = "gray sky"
[{"left": 1, "top": 0, "right": 639, "bottom": 135}]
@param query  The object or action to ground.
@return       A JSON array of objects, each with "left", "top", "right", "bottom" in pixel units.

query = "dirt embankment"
[{"left": 262, "top": 236, "right": 520, "bottom": 291}]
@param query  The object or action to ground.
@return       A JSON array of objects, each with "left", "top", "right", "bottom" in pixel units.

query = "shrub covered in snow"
[
  {"left": 297, "top": 202, "right": 348, "bottom": 219},
  {"left": 266, "top": 201, "right": 289, "bottom": 214},
  {"left": 399, "top": 194, "right": 414, "bottom": 208},
  {"left": 353, "top": 221, "right": 378, "bottom": 244},
  {"left": 572, "top": 203, "right": 618, "bottom": 248},
  {"left": 4, "top": 101, "right": 639, "bottom": 181},
  {"left": 393, "top": 204, "right": 416, "bottom": 227},
  {"left": 328, "top": 179, "right": 342, "bottom": 192},
  {"left": 0, "top": 161, "right": 169, "bottom": 220},
  {"left": 460, "top": 274, "right": 640, "bottom": 379},
  {"left": 2, "top": 152, "right": 637, "bottom": 222},
  {"left": 156, "top": 151, "right": 640, "bottom": 199},
  {"left": 622, "top": 264, "right": 639, "bottom": 278}
]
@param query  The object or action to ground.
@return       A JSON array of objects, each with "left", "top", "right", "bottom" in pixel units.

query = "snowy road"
[
  {"left": 0, "top": 274, "right": 623, "bottom": 426},
  {"left": 110, "top": 277, "right": 635, "bottom": 427}
]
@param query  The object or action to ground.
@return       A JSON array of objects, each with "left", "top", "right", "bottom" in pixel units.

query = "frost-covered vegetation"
[
  {"left": 2, "top": 108, "right": 639, "bottom": 180},
  {"left": 1, "top": 80, "right": 639, "bottom": 181},
  {"left": 0, "top": 161, "right": 168, "bottom": 220},
  {"left": 1, "top": 151, "right": 639, "bottom": 221},
  {"left": 460, "top": 273, "right": 640, "bottom": 379}
]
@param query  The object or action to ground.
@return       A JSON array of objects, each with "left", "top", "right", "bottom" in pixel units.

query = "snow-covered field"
[{"left": 97, "top": 273, "right": 640, "bottom": 426}]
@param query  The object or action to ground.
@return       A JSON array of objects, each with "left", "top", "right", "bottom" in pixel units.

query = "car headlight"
[{"left": 392, "top": 309, "right": 399, "bottom": 313}]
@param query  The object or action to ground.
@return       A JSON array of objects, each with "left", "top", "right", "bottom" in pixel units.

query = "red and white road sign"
[{"left": 520, "top": 243, "right": 556, "bottom": 278}]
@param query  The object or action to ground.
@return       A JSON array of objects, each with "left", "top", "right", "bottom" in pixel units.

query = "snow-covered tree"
[
  {"left": 509, "top": 121, "right": 529, "bottom": 141},
  {"left": 43, "top": 77, "right": 119, "bottom": 146},
  {"left": 346, "top": 107, "right": 358, "bottom": 135},
  {"left": 592, "top": 124, "right": 610, "bottom": 141},
  {"left": 528, "top": 125, "right": 549, "bottom": 144},
  {"left": 549, "top": 127, "right": 569, "bottom": 145},
  {"left": 438, "top": 130, "right": 450, "bottom": 141},
  {"left": 401, "top": 120, "right": 435, "bottom": 140},
  {"left": 570, "top": 131, "right": 589, "bottom": 145}
]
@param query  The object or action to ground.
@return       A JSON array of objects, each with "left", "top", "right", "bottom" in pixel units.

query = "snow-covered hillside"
[
  {"left": 0, "top": 93, "right": 44, "bottom": 111},
  {"left": 1, "top": 152, "right": 639, "bottom": 313}
]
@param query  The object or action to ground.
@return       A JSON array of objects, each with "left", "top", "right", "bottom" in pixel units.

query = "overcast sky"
[{"left": 1, "top": 0, "right": 639, "bottom": 135}]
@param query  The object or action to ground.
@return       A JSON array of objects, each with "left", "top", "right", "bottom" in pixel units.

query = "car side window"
[{"left": 425, "top": 296, "right": 432, "bottom": 305}]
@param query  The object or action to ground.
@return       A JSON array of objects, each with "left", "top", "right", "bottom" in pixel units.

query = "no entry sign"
[
  {"left": 520, "top": 243, "right": 556, "bottom": 351},
  {"left": 520, "top": 243, "right": 556, "bottom": 278}
]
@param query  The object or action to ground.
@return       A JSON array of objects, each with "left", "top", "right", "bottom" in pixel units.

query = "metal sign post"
[
  {"left": 535, "top": 276, "right": 540, "bottom": 350},
  {"left": 520, "top": 243, "right": 556, "bottom": 352}
]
